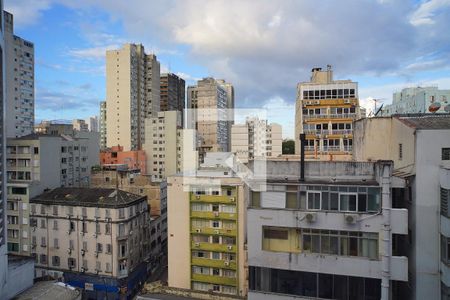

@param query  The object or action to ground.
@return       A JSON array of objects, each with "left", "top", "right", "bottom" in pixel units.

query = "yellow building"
[
  {"left": 167, "top": 168, "right": 247, "bottom": 296},
  {"left": 295, "top": 66, "right": 362, "bottom": 160}
]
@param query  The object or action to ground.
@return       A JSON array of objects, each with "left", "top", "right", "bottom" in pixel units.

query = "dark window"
[
  {"left": 264, "top": 228, "right": 288, "bottom": 240},
  {"left": 442, "top": 148, "right": 450, "bottom": 160}
]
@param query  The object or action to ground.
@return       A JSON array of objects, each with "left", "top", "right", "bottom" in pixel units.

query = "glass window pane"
[
  {"left": 341, "top": 237, "right": 349, "bottom": 255},
  {"left": 330, "top": 236, "right": 339, "bottom": 255},
  {"left": 303, "top": 235, "right": 311, "bottom": 252},
  {"left": 330, "top": 193, "right": 339, "bottom": 210},
  {"left": 358, "top": 194, "right": 367, "bottom": 212},
  {"left": 321, "top": 235, "right": 331, "bottom": 254},
  {"left": 286, "top": 193, "right": 298, "bottom": 209},
  {"left": 312, "top": 235, "right": 320, "bottom": 253},
  {"left": 322, "top": 192, "right": 329, "bottom": 210}
]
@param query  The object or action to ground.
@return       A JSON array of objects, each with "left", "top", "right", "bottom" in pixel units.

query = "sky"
[{"left": 5, "top": 0, "right": 450, "bottom": 138}]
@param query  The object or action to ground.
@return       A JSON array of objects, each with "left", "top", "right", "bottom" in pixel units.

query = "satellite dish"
[
  {"left": 429, "top": 102, "right": 441, "bottom": 113},
  {"left": 375, "top": 104, "right": 384, "bottom": 116},
  {"left": 444, "top": 104, "right": 450, "bottom": 113}
]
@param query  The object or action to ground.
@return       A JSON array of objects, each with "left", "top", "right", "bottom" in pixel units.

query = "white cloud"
[
  {"left": 410, "top": 0, "right": 450, "bottom": 26},
  {"left": 4, "top": 0, "right": 52, "bottom": 28},
  {"left": 68, "top": 44, "right": 120, "bottom": 60}
]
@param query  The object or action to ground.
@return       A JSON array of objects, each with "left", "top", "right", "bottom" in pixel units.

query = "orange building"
[{"left": 100, "top": 145, "right": 146, "bottom": 172}]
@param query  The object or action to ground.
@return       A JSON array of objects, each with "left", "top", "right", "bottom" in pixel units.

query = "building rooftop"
[
  {"left": 31, "top": 187, "right": 146, "bottom": 208},
  {"left": 7, "top": 133, "right": 60, "bottom": 141},
  {"left": 15, "top": 281, "right": 80, "bottom": 300},
  {"left": 396, "top": 113, "right": 450, "bottom": 129}
]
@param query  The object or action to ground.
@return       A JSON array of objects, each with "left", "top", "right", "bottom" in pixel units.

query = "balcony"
[
  {"left": 190, "top": 194, "right": 237, "bottom": 204},
  {"left": 191, "top": 273, "right": 237, "bottom": 286},
  {"left": 118, "top": 268, "right": 128, "bottom": 278},
  {"left": 192, "top": 257, "right": 237, "bottom": 270},
  {"left": 191, "top": 227, "right": 237, "bottom": 237},
  {"left": 191, "top": 241, "right": 237, "bottom": 253},
  {"left": 303, "top": 113, "right": 358, "bottom": 120},
  {"left": 191, "top": 211, "right": 237, "bottom": 221}
]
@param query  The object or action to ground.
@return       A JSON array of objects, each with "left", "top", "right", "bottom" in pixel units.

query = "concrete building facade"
[
  {"left": 85, "top": 115, "right": 99, "bottom": 132},
  {"left": 6, "top": 134, "right": 98, "bottom": 257},
  {"left": 187, "top": 78, "right": 234, "bottom": 161},
  {"left": 247, "top": 160, "right": 408, "bottom": 300},
  {"left": 3, "top": 11, "right": 34, "bottom": 138},
  {"left": 167, "top": 163, "right": 247, "bottom": 297},
  {"left": 72, "top": 119, "right": 88, "bottom": 132},
  {"left": 231, "top": 117, "right": 282, "bottom": 163},
  {"left": 100, "top": 101, "right": 107, "bottom": 149},
  {"left": 160, "top": 73, "right": 185, "bottom": 115},
  {"left": 100, "top": 145, "right": 146, "bottom": 172},
  {"left": 382, "top": 86, "right": 450, "bottom": 115},
  {"left": 353, "top": 114, "right": 450, "bottom": 300},
  {"left": 294, "top": 66, "right": 361, "bottom": 160},
  {"left": 29, "top": 187, "right": 152, "bottom": 299},
  {"left": 106, "top": 44, "right": 160, "bottom": 151},
  {"left": 144, "top": 111, "right": 198, "bottom": 182}
]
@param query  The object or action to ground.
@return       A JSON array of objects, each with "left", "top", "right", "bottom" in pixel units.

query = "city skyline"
[{"left": 4, "top": 0, "right": 450, "bottom": 139}]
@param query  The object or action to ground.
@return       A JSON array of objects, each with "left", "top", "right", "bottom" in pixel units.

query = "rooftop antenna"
[{"left": 371, "top": 98, "right": 386, "bottom": 116}]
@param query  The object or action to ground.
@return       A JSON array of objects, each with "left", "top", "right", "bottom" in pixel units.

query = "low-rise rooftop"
[
  {"left": 31, "top": 187, "right": 146, "bottom": 208},
  {"left": 395, "top": 113, "right": 450, "bottom": 129}
]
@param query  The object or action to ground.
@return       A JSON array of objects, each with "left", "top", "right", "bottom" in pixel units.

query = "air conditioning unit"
[
  {"left": 93, "top": 233, "right": 97, "bottom": 238},
  {"left": 194, "top": 242, "right": 200, "bottom": 247},
  {"left": 305, "top": 212, "right": 317, "bottom": 223},
  {"left": 80, "top": 232, "right": 84, "bottom": 236},
  {"left": 67, "top": 249, "right": 72, "bottom": 254},
  {"left": 196, "top": 195, "right": 201, "bottom": 199},
  {"left": 214, "top": 212, "right": 219, "bottom": 217},
  {"left": 307, "top": 101, "right": 313, "bottom": 105},
  {"left": 224, "top": 261, "right": 230, "bottom": 266},
  {"left": 314, "top": 100, "right": 320, "bottom": 105},
  {"left": 94, "top": 251, "right": 98, "bottom": 257},
  {"left": 230, "top": 197, "right": 235, "bottom": 202},
  {"left": 81, "top": 267, "right": 85, "bottom": 273},
  {"left": 214, "top": 230, "right": 220, "bottom": 234},
  {"left": 81, "top": 249, "right": 85, "bottom": 256},
  {"left": 227, "top": 245, "right": 233, "bottom": 250},
  {"left": 345, "top": 214, "right": 358, "bottom": 224},
  {"left": 195, "top": 229, "right": 202, "bottom": 233},
  {"left": 344, "top": 99, "right": 350, "bottom": 104},
  {"left": 129, "top": 230, "right": 133, "bottom": 235}
]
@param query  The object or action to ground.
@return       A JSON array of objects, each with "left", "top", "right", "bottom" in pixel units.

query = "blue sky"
[{"left": 5, "top": 0, "right": 450, "bottom": 138}]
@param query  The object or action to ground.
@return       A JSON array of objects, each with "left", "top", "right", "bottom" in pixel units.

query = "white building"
[
  {"left": 353, "top": 114, "right": 450, "bottom": 299},
  {"left": 231, "top": 117, "right": 282, "bottom": 163},
  {"left": 143, "top": 111, "right": 198, "bottom": 182},
  {"left": 85, "top": 116, "right": 99, "bottom": 132},
  {"left": 247, "top": 160, "right": 408, "bottom": 300},
  {"left": 382, "top": 86, "right": 450, "bottom": 115},
  {"left": 3, "top": 11, "right": 34, "bottom": 138},
  {"left": 72, "top": 119, "right": 88, "bottom": 132}
]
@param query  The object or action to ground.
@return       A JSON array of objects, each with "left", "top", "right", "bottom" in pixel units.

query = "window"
[
  {"left": 442, "top": 188, "right": 450, "bottom": 218},
  {"left": 339, "top": 193, "right": 357, "bottom": 212},
  {"left": 54, "top": 238, "right": 59, "bottom": 248},
  {"left": 442, "top": 235, "right": 450, "bottom": 265},
  {"left": 68, "top": 258, "right": 76, "bottom": 268},
  {"left": 53, "top": 220, "right": 58, "bottom": 230},
  {"left": 399, "top": 143, "right": 403, "bottom": 160},
  {"left": 97, "top": 243, "right": 103, "bottom": 253},
  {"left": 211, "top": 252, "right": 220, "bottom": 260},
  {"left": 443, "top": 148, "right": 450, "bottom": 160},
  {"left": 106, "top": 244, "right": 112, "bottom": 254},
  {"left": 52, "top": 256, "right": 60, "bottom": 266},
  {"left": 40, "top": 254, "right": 48, "bottom": 264},
  {"left": 264, "top": 228, "right": 288, "bottom": 240},
  {"left": 307, "top": 192, "right": 321, "bottom": 210}
]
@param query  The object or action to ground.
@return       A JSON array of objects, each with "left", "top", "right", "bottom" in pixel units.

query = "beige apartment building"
[
  {"left": 294, "top": 66, "right": 361, "bottom": 160},
  {"left": 167, "top": 160, "right": 247, "bottom": 296},
  {"left": 231, "top": 117, "right": 282, "bottom": 163},
  {"left": 187, "top": 78, "right": 234, "bottom": 161},
  {"left": 99, "top": 101, "right": 107, "bottom": 149},
  {"left": 4, "top": 11, "right": 34, "bottom": 138},
  {"left": 106, "top": 43, "right": 160, "bottom": 151},
  {"left": 29, "top": 187, "right": 151, "bottom": 299},
  {"left": 143, "top": 111, "right": 198, "bottom": 182},
  {"left": 6, "top": 134, "right": 96, "bottom": 256}
]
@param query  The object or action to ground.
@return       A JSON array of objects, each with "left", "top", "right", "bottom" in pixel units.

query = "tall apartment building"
[
  {"left": 3, "top": 11, "right": 34, "bottom": 138},
  {"left": 0, "top": 0, "right": 7, "bottom": 294},
  {"left": 231, "top": 117, "right": 282, "bottom": 163},
  {"left": 294, "top": 66, "right": 361, "bottom": 159},
  {"left": 160, "top": 73, "right": 185, "bottom": 113},
  {"left": 85, "top": 115, "right": 99, "bottom": 132},
  {"left": 353, "top": 114, "right": 450, "bottom": 300},
  {"left": 167, "top": 158, "right": 247, "bottom": 296},
  {"left": 143, "top": 110, "right": 198, "bottom": 182},
  {"left": 382, "top": 86, "right": 450, "bottom": 115},
  {"left": 29, "top": 187, "right": 151, "bottom": 299},
  {"left": 6, "top": 134, "right": 97, "bottom": 257},
  {"left": 106, "top": 44, "right": 160, "bottom": 151},
  {"left": 247, "top": 160, "right": 408, "bottom": 300},
  {"left": 99, "top": 101, "right": 107, "bottom": 149},
  {"left": 187, "top": 78, "right": 234, "bottom": 161}
]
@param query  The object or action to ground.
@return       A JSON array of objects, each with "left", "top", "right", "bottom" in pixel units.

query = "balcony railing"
[
  {"left": 303, "top": 129, "right": 352, "bottom": 136},
  {"left": 303, "top": 113, "right": 358, "bottom": 120}
]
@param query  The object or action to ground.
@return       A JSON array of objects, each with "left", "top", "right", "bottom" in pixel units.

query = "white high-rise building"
[
  {"left": 106, "top": 44, "right": 160, "bottom": 150},
  {"left": 84, "top": 116, "right": 98, "bottom": 132},
  {"left": 231, "top": 117, "right": 282, "bottom": 163},
  {"left": 3, "top": 11, "right": 34, "bottom": 138}
]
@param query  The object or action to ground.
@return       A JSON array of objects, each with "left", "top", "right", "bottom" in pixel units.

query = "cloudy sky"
[{"left": 5, "top": 0, "right": 450, "bottom": 138}]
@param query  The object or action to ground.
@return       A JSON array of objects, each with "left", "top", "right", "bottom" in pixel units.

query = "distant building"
[
  {"left": 231, "top": 117, "right": 282, "bottom": 163},
  {"left": 106, "top": 44, "right": 160, "bottom": 150},
  {"left": 247, "top": 160, "right": 408, "bottom": 300},
  {"left": 160, "top": 73, "right": 185, "bottom": 115},
  {"left": 353, "top": 114, "right": 450, "bottom": 299},
  {"left": 143, "top": 111, "right": 198, "bottom": 182},
  {"left": 34, "top": 120, "right": 74, "bottom": 135},
  {"left": 4, "top": 11, "right": 35, "bottom": 138},
  {"left": 85, "top": 115, "right": 99, "bottom": 132},
  {"left": 99, "top": 101, "right": 107, "bottom": 149},
  {"left": 30, "top": 187, "right": 152, "bottom": 299},
  {"left": 187, "top": 78, "right": 234, "bottom": 161},
  {"left": 6, "top": 134, "right": 98, "bottom": 257},
  {"left": 72, "top": 119, "right": 89, "bottom": 132},
  {"left": 294, "top": 66, "right": 361, "bottom": 160},
  {"left": 382, "top": 86, "right": 450, "bottom": 115},
  {"left": 167, "top": 155, "right": 247, "bottom": 297},
  {"left": 100, "top": 145, "right": 146, "bottom": 172}
]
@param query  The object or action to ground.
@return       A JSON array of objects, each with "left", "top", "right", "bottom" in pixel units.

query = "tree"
[{"left": 282, "top": 139, "right": 295, "bottom": 154}]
